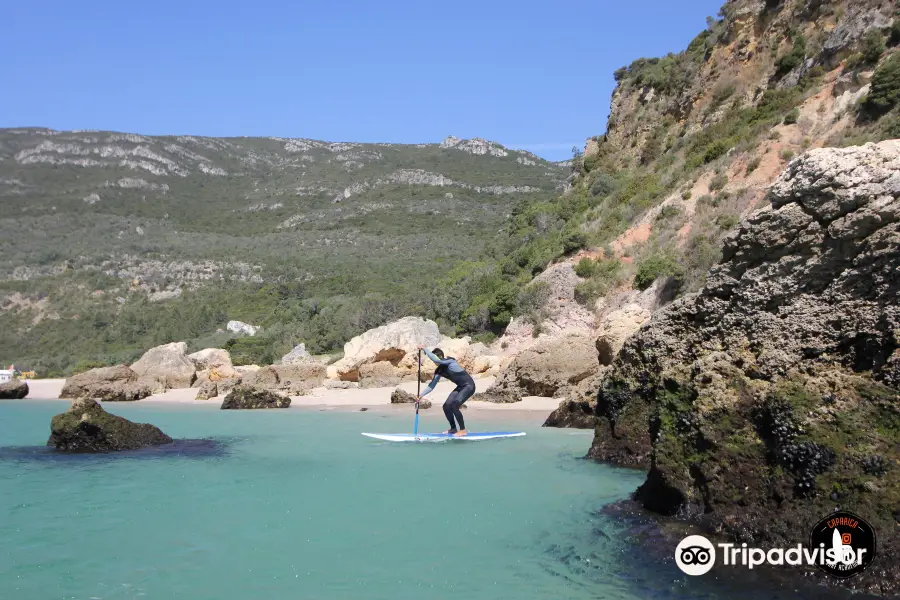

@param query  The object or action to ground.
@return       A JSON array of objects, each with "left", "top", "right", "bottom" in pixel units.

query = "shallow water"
[{"left": 0, "top": 401, "right": 866, "bottom": 600}]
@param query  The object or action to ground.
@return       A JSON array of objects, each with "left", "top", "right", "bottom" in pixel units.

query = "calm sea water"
[{"left": 0, "top": 401, "right": 864, "bottom": 600}]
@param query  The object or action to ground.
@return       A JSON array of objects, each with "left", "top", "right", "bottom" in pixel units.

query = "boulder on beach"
[
  {"left": 327, "top": 316, "right": 442, "bottom": 381},
  {"left": 60, "top": 365, "right": 152, "bottom": 402},
  {"left": 221, "top": 385, "right": 291, "bottom": 409},
  {"left": 195, "top": 380, "right": 219, "bottom": 400},
  {"left": 131, "top": 342, "right": 197, "bottom": 391},
  {"left": 543, "top": 398, "right": 596, "bottom": 429},
  {"left": 48, "top": 398, "right": 173, "bottom": 452},
  {"left": 359, "top": 362, "right": 403, "bottom": 389},
  {"left": 242, "top": 364, "right": 324, "bottom": 395},
  {"left": 0, "top": 379, "right": 29, "bottom": 399},
  {"left": 472, "top": 390, "right": 522, "bottom": 403},
  {"left": 595, "top": 303, "right": 652, "bottom": 366},
  {"left": 390, "top": 388, "right": 431, "bottom": 409},
  {"left": 188, "top": 348, "right": 237, "bottom": 379},
  {"left": 482, "top": 334, "right": 599, "bottom": 400},
  {"left": 280, "top": 343, "right": 316, "bottom": 365}
]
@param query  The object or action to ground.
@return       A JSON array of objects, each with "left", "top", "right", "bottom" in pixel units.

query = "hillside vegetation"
[
  {"left": 0, "top": 131, "right": 565, "bottom": 374},
  {"left": 483, "top": 0, "right": 900, "bottom": 347}
]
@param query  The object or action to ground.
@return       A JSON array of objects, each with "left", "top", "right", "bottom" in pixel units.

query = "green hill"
[{"left": 0, "top": 129, "right": 566, "bottom": 374}]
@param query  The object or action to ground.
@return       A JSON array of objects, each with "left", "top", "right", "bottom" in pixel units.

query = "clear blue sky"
[{"left": 4, "top": 0, "right": 723, "bottom": 160}]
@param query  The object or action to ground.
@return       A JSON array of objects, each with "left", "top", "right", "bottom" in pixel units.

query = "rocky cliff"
[
  {"left": 590, "top": 141, "right": 899, "bottom": 595},
  {"left": 495, "top": 0, "right": 900, "bottom": 359}
]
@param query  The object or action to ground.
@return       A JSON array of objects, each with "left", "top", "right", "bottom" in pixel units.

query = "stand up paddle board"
[{"left": 362, "top": 431, "right": 525, "bottom": 442}]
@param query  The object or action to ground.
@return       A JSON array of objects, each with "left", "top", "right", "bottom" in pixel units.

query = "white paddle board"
[{"left": 361, "top": 431, "right": 525, "bottom": 442}]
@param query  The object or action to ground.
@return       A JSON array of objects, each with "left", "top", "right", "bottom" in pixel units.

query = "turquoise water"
[{"left": 0, "top": 401, "right": 858, "bottom": 600}]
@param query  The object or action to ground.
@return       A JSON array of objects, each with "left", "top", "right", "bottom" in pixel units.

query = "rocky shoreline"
[{"left": 588, "top": 142, "right": 900, "bottom": 596}]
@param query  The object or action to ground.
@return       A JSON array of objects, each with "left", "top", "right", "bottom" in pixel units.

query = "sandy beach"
[{"left": 21, "top": 376, "right": 563, "bottom": 415}]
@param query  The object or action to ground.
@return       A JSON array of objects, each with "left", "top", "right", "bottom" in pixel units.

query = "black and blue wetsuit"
[{"left": 420, "top": 348, "right": 476, "bottom": 432}]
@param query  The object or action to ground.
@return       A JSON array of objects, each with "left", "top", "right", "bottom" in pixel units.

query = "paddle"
[{"left": 414, "top": 348, "right": 421, "bottom": 437}]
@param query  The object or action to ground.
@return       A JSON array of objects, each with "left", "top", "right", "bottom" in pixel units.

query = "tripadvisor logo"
[{"left": 674, "top": 510, "right": 877, "bottom": 579}]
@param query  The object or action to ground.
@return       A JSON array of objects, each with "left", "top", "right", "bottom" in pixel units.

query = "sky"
[{"left": 3, "top": 0, "right": 724, "bottom": 161}]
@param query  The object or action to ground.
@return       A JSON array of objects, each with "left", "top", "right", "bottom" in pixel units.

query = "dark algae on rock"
[
  {"left": 48, "top": 398, "right": 173, "bottom": 453},
  {"left": 589, "top": 141, "right": 900, "bottom": 596},
  {"left": 220, "top": 385, "right": 291, "bottom": 409}
]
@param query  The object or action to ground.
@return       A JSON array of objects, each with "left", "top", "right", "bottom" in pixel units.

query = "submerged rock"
[
  {"left": 220, "top": 385, "right": 291, "bottom": 409},
  {"left": 48, "top": 398, "right": 173, "bottom": 452},
  {"left": 543, "top": 399, "right": 596, "bottom": 429},
  {"left": 0, "top": 379, "right": 28, "bottom": 399},
  {"left": 60, "top": 365, "right": 151, "bottom": 402}
]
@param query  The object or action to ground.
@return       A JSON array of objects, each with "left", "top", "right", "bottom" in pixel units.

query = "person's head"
[{"left": 432, "top": 348, "right": 445, "bottom": 359}]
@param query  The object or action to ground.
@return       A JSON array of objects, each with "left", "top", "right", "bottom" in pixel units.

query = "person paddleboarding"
[{"left": 417, "top": 345, "right": 476, "bottom": 436}]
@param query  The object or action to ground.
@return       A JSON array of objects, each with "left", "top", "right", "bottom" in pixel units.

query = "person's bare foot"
[
  {"left": 443, "top": 429, "right": 457, "bottom": 435},
  {"left": 453, "top": 429, "right": 468, "bottom": 437}
]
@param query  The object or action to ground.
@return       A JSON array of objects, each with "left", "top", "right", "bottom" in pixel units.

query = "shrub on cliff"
[
  {"left": 860, "top": 53, "right": 900, "bottom": 118},
  {"left": 633, "top": 252, "right": 684, "bottom": 291}
]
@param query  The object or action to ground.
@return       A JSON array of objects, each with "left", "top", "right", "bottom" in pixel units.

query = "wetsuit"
[{"left": 420, "top": 348, "right": 476, "bottom": 432}]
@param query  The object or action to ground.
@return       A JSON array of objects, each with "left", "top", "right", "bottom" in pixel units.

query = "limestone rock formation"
[
  {"left": 327, "top": 316, "right": 442, "bottom": 381},
  {"left": 359, "top": 362, "right": 402, "bottom": 389},
  {"left": 242, "top": 364, "right": 324, "bottom": 395},
  {"left": 390, "top": 388, "right": 432, "bottom": 409},
  {"left": 48, "top": 398, "right": 173, "bottom": 452},
  {"left": 484, "top": 334, "right": 599, "bottom": 399},
  {"left": 543, "top": 399, "right": 596, "bottom": 429},
  {"left": 131, "top": 342, "right": 197, "bottom": 391},
  {"left": 595, "top": 303, "right": 652, "bottom": 366},
  {"left": 195, "top": 380, "right": 219, "bottom": 400},
  {"left": 60, "top": 365, "right": 152, "bottom": 402},
  {"left": 188, "top": 348, "right": 236, "bottom": 378},
  {"left": 0, "top": 379, "right": 28, "bottom": 399},
  {"left": 590, "top": 141, "right": 900, "bottom": 595},
  {"left": 220, "top": 385, "right": 291, "bottom": 409},
  {"left": 280, "top": 343, "right": 315, "bottom": 365}
]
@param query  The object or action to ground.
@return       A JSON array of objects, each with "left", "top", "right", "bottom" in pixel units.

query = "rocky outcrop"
[
  {"left": 595, "top": 303, "right": 652, "bottom": 366},
  {"left": 60, "top": 365, "right": 152, "bottom": 402},
  {"left": 242, "top": 364, "right": 325, "bottom": 395},
  {"left": 280, "top": 343, "right": 315, "bottom": 364},
  {"left": 48, "top": 398, "right": 173, "bottom": 452},
  {"left": 227, "top": 320, "right": 258, "bottom": 336},
  {"left": 327, "top": 316, "right": 442, "bottom": 381},
  {"left": 359, "top": 362, "right": 402, "bottom": 389},
  {"left": 131, "top": 342, "right": 196, "bottom": 391},
  {"left": 221, "top": 385, "right": 291, "bottom": 409},
  {"left": 188, "top": 348, "right": 236, "bottom": 378},
  {"left": 390, "top": 388, "right": 432, "bottom": 409},
  {"left": 0, "top": 379, "right": 28, "bottom": 399},
  {"left": 484, "top": 334, "right": 600, "bottom": 399},
  {"left": 590, "top": 142, "right": 900, "bottom": 596},
  {"left": 543, "top": 399, "right": 596, "bottom": 428},
  {"left": 472, "top": 390, "right": 522, "bottom": 403},
  {"left": 195, "top": 380, "right": 219, "bottom": 400}
]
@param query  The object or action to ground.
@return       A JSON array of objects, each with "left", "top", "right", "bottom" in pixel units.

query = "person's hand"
[{"left": 416, "top": 345, "right": 425, "bottom": 350}]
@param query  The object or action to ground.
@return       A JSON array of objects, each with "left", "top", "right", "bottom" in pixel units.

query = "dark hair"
[{"left": 432, "top": 348, "right": 444, "bottom": 359}]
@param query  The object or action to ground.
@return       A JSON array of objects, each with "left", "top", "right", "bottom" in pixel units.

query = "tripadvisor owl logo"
[{"left": 809, "top": 510, "right": 877, "bottom": 578}]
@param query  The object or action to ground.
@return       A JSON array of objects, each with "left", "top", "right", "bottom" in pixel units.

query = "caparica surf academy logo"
[{"left": 809, "top": 510, "right": 877, "bottom": 578}]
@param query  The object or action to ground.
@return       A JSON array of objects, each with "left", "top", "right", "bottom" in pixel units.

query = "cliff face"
[
  {"left": 497, "top": 0, "right": 899, "bottom": 359},
  {"left": 590, "top": 141, "right": 900, "bottom": 595},
  {"left": 599, "top": 0, "right": 893, "bottom": 167}
]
